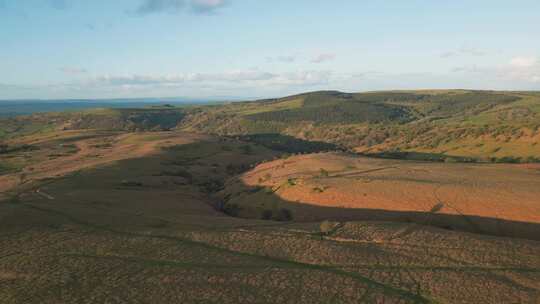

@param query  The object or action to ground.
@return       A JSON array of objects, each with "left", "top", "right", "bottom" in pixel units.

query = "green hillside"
[
  {"left": 0, "top": 107, "right": 185, "bottom": 140},
  {"left": 177, "top": 90, "right": 540, "bottom": 162},
  {"left": 2, "top": 90, "right": 540, "bottom": 162}
]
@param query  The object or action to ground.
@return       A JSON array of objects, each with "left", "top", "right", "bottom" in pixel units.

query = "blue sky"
[{"left": 0, "top": 0, "right": 539, "bottom": 99}]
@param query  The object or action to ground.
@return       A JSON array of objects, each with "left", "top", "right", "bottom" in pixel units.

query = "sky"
[{"left": 0, "top": 0, "right": 539, "bottom": 100}]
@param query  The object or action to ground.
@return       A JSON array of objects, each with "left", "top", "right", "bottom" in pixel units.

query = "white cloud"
[
  {"left": 509, "top": 56, "right": 538, "bottom": 68},
  {"left": 267, "top": 55, "right": 296, "bottom": 63},
  {"left": 87, "top": 69, "right": 332, "bottom": 88},
  {"left": 60, "top": 67, "right": 88, "bottom": 75},
  {"left": 311, "top": 53, "right": 336, "bottom": 63},
  {"left": 451, "top": 56, "right": 540, "bottom": 84},
  {"left": 441, "top": 46, "right": 486, "bottom": 58}
]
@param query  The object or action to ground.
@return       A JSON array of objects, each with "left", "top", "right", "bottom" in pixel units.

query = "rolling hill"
[
  {"left": 0, "top": 93, "right": 539, "bottom": 303},
  {"left": 177, "top": 90, "right": 540, "bottom": 162},
  {"left": 1, "top": 129, "right": 539, "bottom": 303}
]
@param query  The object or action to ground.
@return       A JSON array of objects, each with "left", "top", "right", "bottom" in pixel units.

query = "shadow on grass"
[
  {"left": 5, "top": 134, "right": 540, "bottom": 242},
  {"left": 231, "top": 133, "right": 344, "bottom": 154},
  {"left": 221, "top": 183, "right": 540, "bottom": 242},
  {"left": 363, "top": 151, "right": 540, "bottom": 164},
  {"left": 362, "top": 151, "right": 478, "bottom": 163}
]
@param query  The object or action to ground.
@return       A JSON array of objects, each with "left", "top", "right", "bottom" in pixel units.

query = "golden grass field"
[
  {"left": 223, "top": 153, "right": 540, "bottom": 240},
  {"left": 1, "top": 130, "right": 539, "bottom": 303}
]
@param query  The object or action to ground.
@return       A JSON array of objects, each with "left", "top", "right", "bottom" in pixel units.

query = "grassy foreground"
[{"left": 1, "top": 129, "right": 539, "bottom": 303}]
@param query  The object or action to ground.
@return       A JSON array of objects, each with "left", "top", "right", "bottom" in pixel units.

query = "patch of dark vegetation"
[
  {"left": 246, "top": 93, "right": 413, "bottom": 124},
  {"left": 414, "top": 92, "right": 520, "bottom": 116},
  {"left": 68, "top": 109, "right": 186, "bottom": 131},
  {"left": 0, "top": 143, "right": 39, "bottom": 154},
  {"left": 234, "top": 133, "right": 341, "bottom": 154},
  {"left": 223, "top": 203, "right": 241, "bottom": 217},
  {"left": 287, "top": 178, "right": 298, "bottom": 186},
  {"left": 155, "top": 169, "right": 193, "bottom": 182},
  {"left": 367, "top": 150, "right": 540, "bottom": 164},
  {"left": 120, "top": 180, "right": 143, "bottom": 187},
  {"left": 225, "top": 163, "right": 251, "bottom": 175},
  {"left": 260, "top": 208, "right": 293, "bottom": 221},
  {"left": 246, "top": 186, "right": 265, "bottom": 194},
  {"left": 239, "top": 144, "right": 254, "bottom": 155},
  {"left": 261, "top": 209, "right": 273, "bottom": 220},
  {"left": 365, "top": 151, "right": 479, "bottom": 163},
  {"left": 273, "top": 208, "right": 293, "bottom": 221},
  {"left": 198, "top": 178, "right": 224, "bottom": 193},
  {"left": 492, "top": 156, "right": 540, "bottom": 163},
  {"left": 91, "top": 143, "right": 113, "bottom": 149}
]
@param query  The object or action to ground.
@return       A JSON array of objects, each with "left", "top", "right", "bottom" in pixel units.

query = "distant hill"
[
  {"left": 2, "top": 90, "right": 540, "bottom": 162},
  {"left": 178, "top": 90, "right": 540, "bottom": 162},
  {"left": 0, "top": 97, "right": 229, "bottom": 117}
]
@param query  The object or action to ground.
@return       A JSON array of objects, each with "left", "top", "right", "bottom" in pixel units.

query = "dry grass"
[
  {"left": 223, "top": 152, "right": 540, "bottom": 240},
  {"left": 1, "top": 131, "right": 539, "bottom": 303}
]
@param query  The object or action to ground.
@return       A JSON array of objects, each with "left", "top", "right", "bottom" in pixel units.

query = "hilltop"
[{"left": 178, "top": 90, "right": 540, "bottom": 162}]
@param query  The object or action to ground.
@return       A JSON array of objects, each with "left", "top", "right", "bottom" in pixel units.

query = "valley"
[{"left": 1, "top": 90, "right": 540, "bottom": 303}]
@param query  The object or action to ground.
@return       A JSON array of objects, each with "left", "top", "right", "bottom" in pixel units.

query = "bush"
[
  {"left": 287, "top": 178, "right": 297, "bottom": 186},
  {"left": 526, "top": 156, "right": 540, "bottom": 163}
]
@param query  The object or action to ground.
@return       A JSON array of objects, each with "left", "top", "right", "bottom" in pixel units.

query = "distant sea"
[{"left": 0, "top": 97, "right": 233, "bottom": 117}]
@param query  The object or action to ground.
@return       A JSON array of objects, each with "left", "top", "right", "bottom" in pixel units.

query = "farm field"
[{"left": 1, "top": 128, "right": 539, "bottom": 303}]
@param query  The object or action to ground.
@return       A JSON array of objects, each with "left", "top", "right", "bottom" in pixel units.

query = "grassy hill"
[
  {"left": 2, "top": 90, "right": 540, "bottom": 162},
  {"left": 0, "top": 107, "right": 185, "bottom": 140},
  {"left": 177, "top": 90, "right": 540, "bottom": 162}
]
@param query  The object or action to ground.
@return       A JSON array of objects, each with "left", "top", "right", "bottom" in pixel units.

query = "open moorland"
[
  {"left": 4, "top": 90, "right": 540, "bottom": 163},
  {"left": 1, "top": 90, "right": 540, "bottom": 303},
  {"left": 221, "top": 152, "right": 540, "bottom": 240}
]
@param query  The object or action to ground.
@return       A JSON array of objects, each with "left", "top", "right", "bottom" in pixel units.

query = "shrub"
[{"left": 287, "top": 178, "right": 297, "bottom": 186}]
